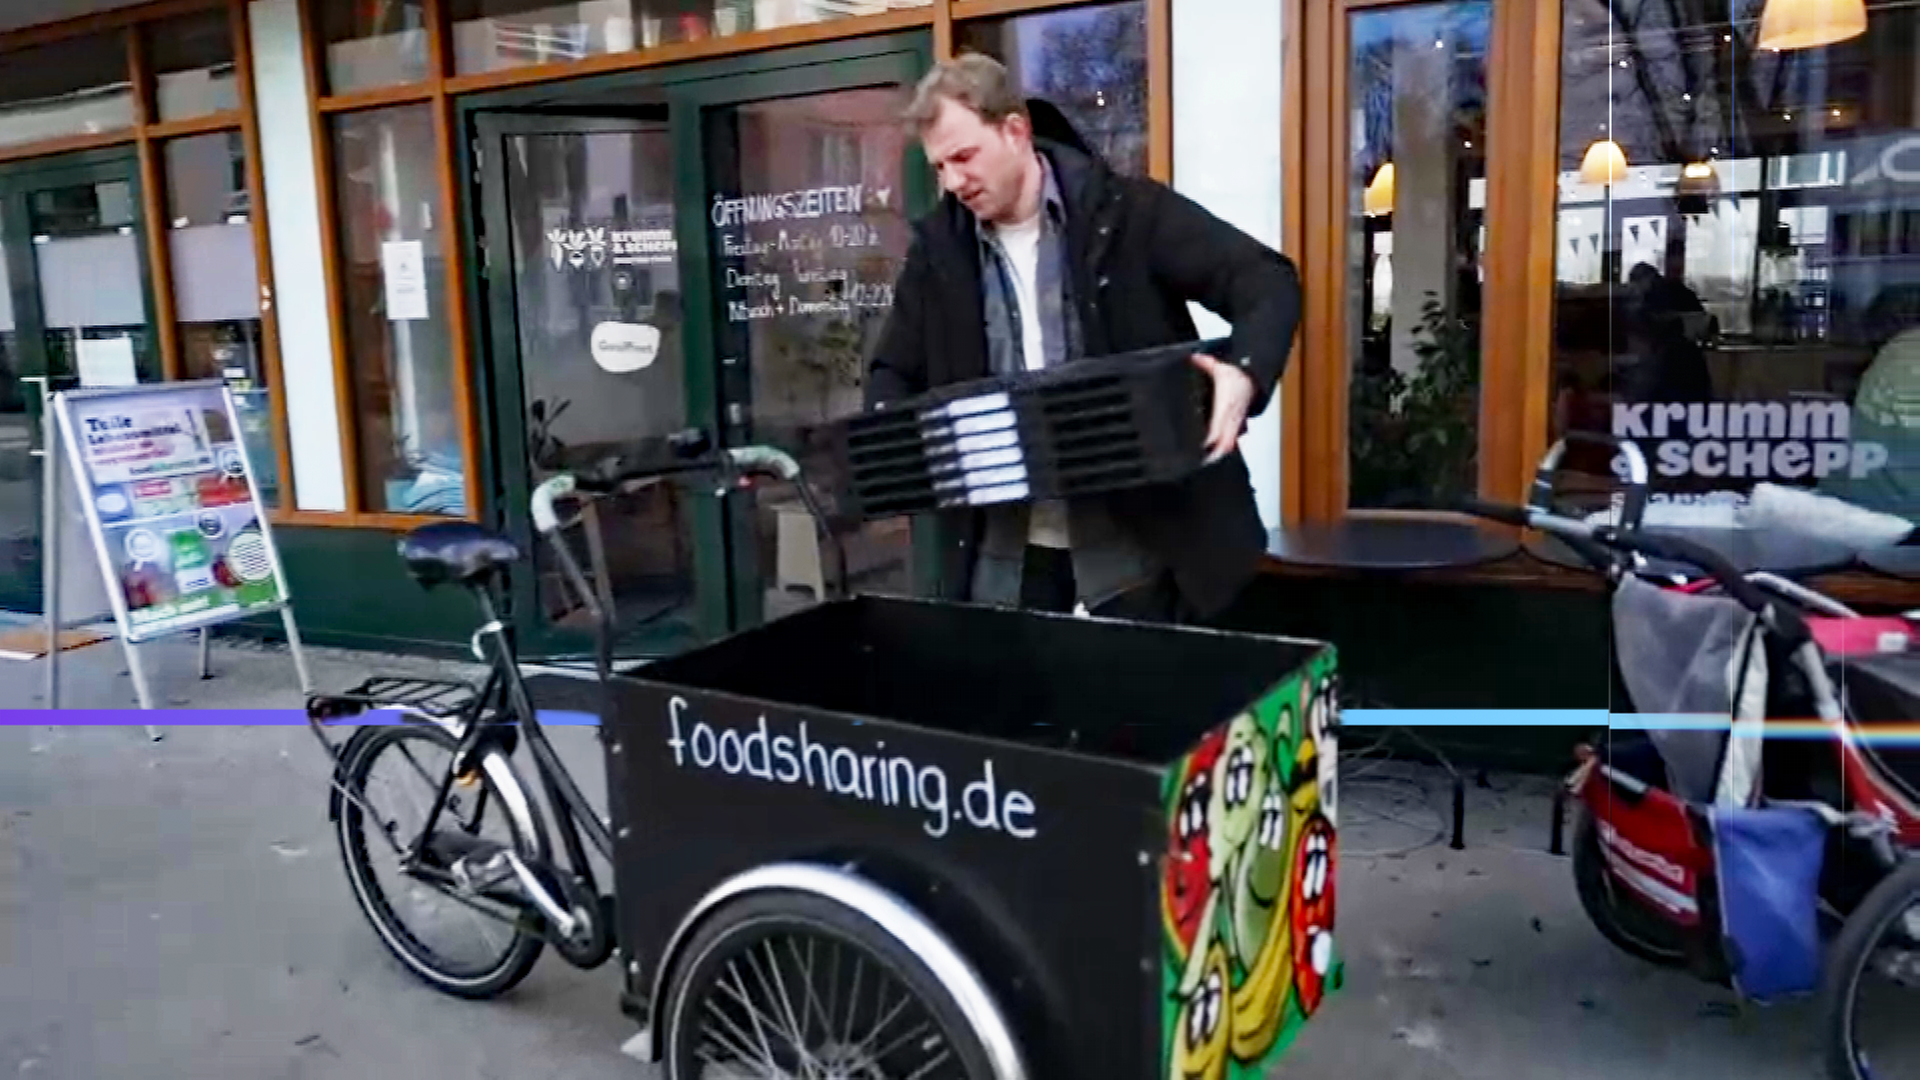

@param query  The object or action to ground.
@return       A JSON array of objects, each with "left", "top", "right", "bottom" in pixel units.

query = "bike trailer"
[
  {"left": 597, "top": 596, "right": 1340, "bottom": 1080},
  {"left": 1587, "top": 577, "right": 1920, "bottom": 1000}
]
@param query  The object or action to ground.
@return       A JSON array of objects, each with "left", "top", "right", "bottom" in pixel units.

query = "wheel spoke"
[
  {"left": 698, "top": 997, "right": 775, "bottom": 1073},
  {"left": 901, "top": 1046, "right": 956, "bottom": 1080},
  {"left": 789, "top": 937, "right": 835, "bottom": 1043},
  {"left": 758, "top": 940, "right": 815, "bottom": 1057},
  {"left": 723, "top": 961, "right": 793, "bottom": 1073}
]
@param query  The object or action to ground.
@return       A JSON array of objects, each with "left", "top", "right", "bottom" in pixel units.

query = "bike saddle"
[{"left": 398, "top": 523, "right": 521, "bottom": 590}]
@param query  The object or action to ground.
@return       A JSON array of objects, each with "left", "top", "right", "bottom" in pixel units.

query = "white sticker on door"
[{"left": 590, "top": 321, "right": 661, "bottom": 374}]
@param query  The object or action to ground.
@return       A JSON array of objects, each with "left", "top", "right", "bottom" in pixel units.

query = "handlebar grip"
[
  {"left": 727, "top": 445, "right": 801, "bottom": 481},
  {"left": 1457, "top": 497, "right": 1531, "bottom": 529},
  {"left": 532, "top": 474, "right": 576, "bottom": 535}
]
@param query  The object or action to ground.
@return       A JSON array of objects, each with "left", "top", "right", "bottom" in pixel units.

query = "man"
[{"left": 867, "top": 54, "right": 1302, "bottom": 624}]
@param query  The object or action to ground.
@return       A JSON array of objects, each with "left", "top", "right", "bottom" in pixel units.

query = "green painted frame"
[
  {"left": 453, "top": 30, "right": 935, "bottom": 660},
  {"left": 0, "top": 146, "right": 159, "bottom": 611}
]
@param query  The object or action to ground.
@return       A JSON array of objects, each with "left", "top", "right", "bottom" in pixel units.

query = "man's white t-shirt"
[{"left": 991, "top": 209, "right": 1070, "bottom": 549}]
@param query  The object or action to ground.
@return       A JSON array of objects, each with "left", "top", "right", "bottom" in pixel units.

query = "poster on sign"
[{"left": 54, "top": 381, "right": 292, "bottom": 644}]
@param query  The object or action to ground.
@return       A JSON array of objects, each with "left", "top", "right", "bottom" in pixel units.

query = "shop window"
[
  {"left": 148, "top": 9, "right": 240, "bottom": 121},
  {"left": 166, "top": 134, "right": 277, "bottom": 507},
  {"left": 447, "top": 0, "right": 928, "bottom": 74},
  {"left": 0, "top": 34, "right": 136, "bottom": 149},
  {"left": 31, "top": 177, "right": 159, "bottom": 387},
  {"left": 954, "top": 0, "right": 1148, "bottom": 177},
  {"left": 328, "top": 105, "right": 465, "bottom": 516},
  {"left": 1551, "top": 0, "right": 1920, "bottom": 526},
  {"left": 319, "top": 0, "right": 432, "bottom": 94},
  {"left": 1344, "top": 2, "right": 1491, "bottom": 510}
]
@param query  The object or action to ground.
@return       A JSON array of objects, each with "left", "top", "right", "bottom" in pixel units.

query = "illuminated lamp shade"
[
  {"left": 1581, "top": 139, "right": 1630, "bottom": 185},
  {"left": 1678, "top": 159, "right": 1719, "bottom": 195},
  {"left": 1363, "top": 162, "right": 1395, "bottom": 216},
  {"left": 1758, "top": 0, "right": 1867, "bottom": 51}
]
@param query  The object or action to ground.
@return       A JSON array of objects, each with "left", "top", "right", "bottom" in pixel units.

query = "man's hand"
[{"left": 1191, "top": 353, "right": 1256, "bottom": 463}]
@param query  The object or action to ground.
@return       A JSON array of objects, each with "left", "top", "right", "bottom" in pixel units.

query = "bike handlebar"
[
  {"left": 531, "top": 441, "right": 807, "bottom": 537},
  {"left": 1456, "top": 496, "right": 1808, "bottom": 645}
]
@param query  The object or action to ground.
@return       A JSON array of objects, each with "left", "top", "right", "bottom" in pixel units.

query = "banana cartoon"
[
  {"left": 1207, "top": 712, "right": 1269, "bottom": 881},
  {"left": 1168, "top": 943, "right": 1232, "bottom": 1080}
]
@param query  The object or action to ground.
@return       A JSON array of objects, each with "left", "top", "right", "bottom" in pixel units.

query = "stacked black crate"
[{"left": 831, "top": 339, "right": 1224, "bottom": 520}]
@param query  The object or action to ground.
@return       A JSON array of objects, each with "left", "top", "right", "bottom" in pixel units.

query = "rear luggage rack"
[{"left": 308, "top": 676, "right": 482, "bottom": 721}]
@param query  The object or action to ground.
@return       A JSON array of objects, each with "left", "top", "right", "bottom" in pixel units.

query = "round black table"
[
  {"left": 1862, "top": 546, "right": 1920, "bottom": 580},
  {"left": 1526, "top": 526, "right": 1856, "bottom": 580},
  {"left": 1267, "top": 517, "right": 1518, "bottom": 851},
  {"left": 1267, "top": 518, "right": 1522, "bottom": 572}
]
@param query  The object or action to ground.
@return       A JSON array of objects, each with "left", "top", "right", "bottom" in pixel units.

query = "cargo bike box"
[{"left": 602, "top": 595, "right": 1342, "bottom": 1080}]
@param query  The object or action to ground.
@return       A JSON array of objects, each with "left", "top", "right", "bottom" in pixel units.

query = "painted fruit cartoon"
[
  {"left": 1289, "top": 814, "right": 1337, "bottom": 1017},
  {"left": 1229, "top": 706, "right": 1295, "bottom": 963},
  {"left": 1227, "top": 776, "right": 1298, "bottom": 1056},
  {"left": 1164, "top": 727, "right": 1226, "bottom": 960},
  {"left": 1208, "top": 712, "right": 1269, "bottom": 881},
  {"left": 1307, "top": 673, "right": 1340, "bottom": 824},
  {"left": 1169, "top": 943, "right": 1231, "bottom": 1080}
]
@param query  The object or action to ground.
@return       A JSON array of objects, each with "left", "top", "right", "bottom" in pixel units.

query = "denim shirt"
[{"left": 969, "top": 153, "right": 1158, "bottom": 609}]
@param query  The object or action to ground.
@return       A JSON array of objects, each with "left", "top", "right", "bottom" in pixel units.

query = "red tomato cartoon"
[
  {"left": 1163, "top": 728, "right": 1226, "bottom": 959},
  {"left": 1288, "top": 814, "right": 1337, "bottom": 1016}
]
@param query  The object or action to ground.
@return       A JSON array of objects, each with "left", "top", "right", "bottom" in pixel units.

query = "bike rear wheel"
[
  {"left": 335, "top": 719, "right": 548, "bottom": 998},
  {"left": 1822, "top": 858, "right": 1920, "bottom": 1080}
]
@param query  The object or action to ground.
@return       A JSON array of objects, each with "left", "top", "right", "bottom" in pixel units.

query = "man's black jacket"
[{"left": 865, "top": 134, "right": 1302, "bottom": 618}]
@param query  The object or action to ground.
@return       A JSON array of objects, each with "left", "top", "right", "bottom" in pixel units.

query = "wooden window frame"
[
  {"left": 0, "top": 0, "right": 300, "bottom": 527},
  {"left": 281, "top": 0, "right": 1176, "bottom": 530},
  {"left": 1287, "top": 0, "right": 1557, "bottom": 523}
]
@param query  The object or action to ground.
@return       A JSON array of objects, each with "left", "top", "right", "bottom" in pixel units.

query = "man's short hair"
[{"left": 903, "top": 53, "right": 1029, "bottom": 136}]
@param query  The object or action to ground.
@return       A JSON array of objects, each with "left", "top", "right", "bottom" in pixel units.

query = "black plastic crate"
[{"left": 830, "top": 339, "right": 1224, "bottom": 518}]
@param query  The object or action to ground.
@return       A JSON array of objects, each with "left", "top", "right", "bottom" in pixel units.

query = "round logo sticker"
[
  {"left": 124, "top": 529, "right": 159, "bottom": 567},
  {"left": 219, "top": 446, "right": 245, "bottom": 479},
  {"left": 226, "top": 530, "right": 273, "bottom": 584},
  {"left": 196, "top": 512, "right": 226, "bottom": 541}
]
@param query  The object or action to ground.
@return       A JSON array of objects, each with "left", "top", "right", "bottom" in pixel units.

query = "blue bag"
[{"left": 1711, "top": 805, "right": 1829, "bottom": 1002}]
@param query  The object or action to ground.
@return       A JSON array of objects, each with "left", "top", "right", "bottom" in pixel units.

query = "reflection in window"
[
  {"left": 166, "top": 134, "right": 276, "bottom": 507},
  {"left": 31, "top": 179, "right": 157, "bottom": 388},
  {"left": 319, "top": 0, "right": 431, "bottom": 94},
  {"left": 330, "top": 106, "right": 465, "bottom": 516},
  {"left": 1346, "top": 1, "right": 1490, "bottom": 510},
  {"left": 1552, "top": 0, "right": 1920, "bottom": 526},
  {"left": 706, "top": 88, "right": 916, "bottom": 617},
  {"left": 0, "top": 34, "right": 135, "bottom": 149},
  {"left": 449, "top": 0, "right": 929, "bottom": 75},
  {"left": 149, "top": 10, "right": 240, "bottom": 121},
  {"left": 955, "top": 1, "right": 1148, "bottom": 176}
]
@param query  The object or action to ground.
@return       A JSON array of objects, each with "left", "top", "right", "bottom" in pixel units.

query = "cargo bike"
[{"left": 304, "top": 422, "right": 1343, "bottom": 1080}]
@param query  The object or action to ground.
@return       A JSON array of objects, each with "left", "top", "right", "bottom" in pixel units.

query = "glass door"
[
  {"left": 0, "top": 148, "right": 156, "bottom": 612},
  {"left": 680, "top": 49, "right": 930, "bottom": 629},
  {"left": 475, "top": 108, "right": 716, "bottom": 658}
]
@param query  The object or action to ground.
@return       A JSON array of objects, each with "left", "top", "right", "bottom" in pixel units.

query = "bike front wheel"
[
  {"left": 662, "top": 890, "right": 1005, "bottom": 1080},
  {"left": 334, "top": 719, "right": 549, "bottom": 998},
  {"left": 1822, "top": 858, "right": 1920, "bottom": 1080}
]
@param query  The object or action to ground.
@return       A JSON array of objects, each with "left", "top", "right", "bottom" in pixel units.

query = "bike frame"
[{"left": 392, "top": 580, "right": 614, "bottom": 899}]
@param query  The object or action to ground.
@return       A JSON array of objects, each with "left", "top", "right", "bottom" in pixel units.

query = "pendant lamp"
[
  {"left": 1677, "top": 159, "right": 1719, "bottom": 193},
  {"left": 1758, "top": 0, "right": 1867, "bottom": 51},
  {"left": 1580, "top": 139, "right": 1629, "bottom": 186},
  {"left": 1363, "top": 162, "right": 1396, "bottom": 217}
]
